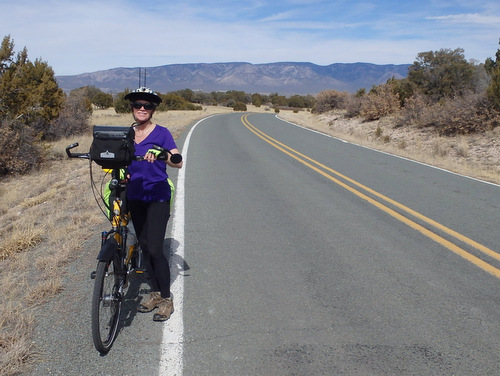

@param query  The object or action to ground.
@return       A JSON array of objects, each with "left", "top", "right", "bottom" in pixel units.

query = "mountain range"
[{"left": 56, "top": 62, "right": 411, "bottom": 95}]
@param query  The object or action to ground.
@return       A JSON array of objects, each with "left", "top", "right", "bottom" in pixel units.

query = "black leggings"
[{"left": 129, "top": 200, "right": 171, "bottom": 298}]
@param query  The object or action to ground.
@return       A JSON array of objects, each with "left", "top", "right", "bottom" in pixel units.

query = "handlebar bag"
[{"left": 90, "top": 126, "right": 135, "bottom": 168}]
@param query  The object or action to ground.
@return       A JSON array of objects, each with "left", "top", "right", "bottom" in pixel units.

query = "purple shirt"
[{"left": 127, "top": 125, "right": 178, "bottom": 202}]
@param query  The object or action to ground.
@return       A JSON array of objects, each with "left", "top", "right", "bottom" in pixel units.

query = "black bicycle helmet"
[{"left": 124, "top": 87, "right": 162, "bottom": 104}]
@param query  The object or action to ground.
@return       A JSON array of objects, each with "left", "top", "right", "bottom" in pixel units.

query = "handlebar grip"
[
  {"left": 66, "top": 143, "right": 79, "bottom": 158},
  {"left": 151, "top": 145, "right": 182, "bottom": 164},
  {"left": 66, "top": 143, "right": 90, "bottom": 159},
  {"left": 170, "top": 153, "right": 182, "bottom": 164}
]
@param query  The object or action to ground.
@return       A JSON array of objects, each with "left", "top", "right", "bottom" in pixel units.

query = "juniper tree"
[
  {"left": 485, "top": 39, "right": 500, "bottom": 110},
  {"left": 407, "top": 48, "right": 475, "bottom": 102}
]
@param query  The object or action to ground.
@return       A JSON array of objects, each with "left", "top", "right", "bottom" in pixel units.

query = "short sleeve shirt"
[{"left": 127, "top": 125, "right": 178, "bottom": 202}]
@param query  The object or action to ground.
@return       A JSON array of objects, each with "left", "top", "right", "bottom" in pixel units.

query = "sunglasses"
[{"left": 132, "top": 102, "right": 155, "bottom": 110}]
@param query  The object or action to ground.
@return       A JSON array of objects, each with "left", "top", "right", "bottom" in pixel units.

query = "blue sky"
[{"left": 1, "top": 0, "right": 499, "bottom": 76}]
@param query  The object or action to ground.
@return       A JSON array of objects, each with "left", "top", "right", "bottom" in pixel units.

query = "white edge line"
[
  {"left": 160, "top": 115, "right": 216, "bottom": 375},
  {"left": 276, "top": 114, "right": 500, "bottom": 188}
]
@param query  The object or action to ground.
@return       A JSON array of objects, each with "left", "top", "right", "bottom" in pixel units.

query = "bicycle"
[{"left": 66, "top": 125, "right": 182, "bottom": 354}]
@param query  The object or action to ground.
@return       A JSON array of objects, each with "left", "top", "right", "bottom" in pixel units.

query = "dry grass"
[
  {"left": 26, "top": 278, "right": 64, "bottom": 306},
  {"left": 0, "top": 303, "right": 36, "bottom": 376},
  {"left": 0, "top": 223, "right": 44, "bottom": 261}
]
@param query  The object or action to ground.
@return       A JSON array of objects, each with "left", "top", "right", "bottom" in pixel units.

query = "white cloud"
[{"left": 427, "top": 13, "right": 500, "bottom": 25}]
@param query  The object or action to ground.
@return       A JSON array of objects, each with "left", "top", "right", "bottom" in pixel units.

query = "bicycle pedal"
[{"left": 90, "top": 271, "right": 96, "bottom": 279}]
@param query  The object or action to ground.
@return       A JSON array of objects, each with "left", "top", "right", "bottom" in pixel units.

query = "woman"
[{"left": 124, "top": 87, "right": 183, "bottom": 322}]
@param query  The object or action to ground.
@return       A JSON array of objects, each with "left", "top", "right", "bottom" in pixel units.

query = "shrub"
[
  {"left": 47, "top": 90, "right": 92, "bottom": 140},
  {"left": 287, "top": 95, "right": 306, "bottom": 109},
  {"left": 485, "top": 43, "right": 500, "bottom": 110},
  {"left": 397, "top": 92, "right": 500, "bottom": 135},
  {"left": 435, "top": 93, "right": 500, "bottom": 135},
  {"left": 251, "top": 94, "right": 262, "bottom": 107},
  {"left": 0, "top": 35, "right": 66, "bottom": 176},
  {"left": 360, "top": 84, "right": 400, "bottom": 121},
  {"left": 314, "top": 90, "right": 349, "bottom": 113},
  {"left": 395, "top": 93, "right": 432, "bottom": 127},
  {"left": 163, "top": 100, "right": 178, "bottom": 110},
  {"left": 91, "top": 91, "right": 113, "bottom": 109},
  {"left": 233, "top": 102, "right": 247, "bottom": 111},
  {"left": 0, "top": 38, "right": 64, "bottom": 137},
  {"left": 387, "top": 77, "right": 414, "bottom": 107},
  {"left": 407, "top": 48, "right": 475, "bottom": 102},
  {"left": 344, "top": 95, "right": 363, "bottom": 118},
  {"left": 114, "top": 90, "right": 130, "bottom": 113},
  {"left": 160, "top": 93, "right": 195, "bottom": 110},
  {"left": 0, "top": 118, "right": 45, "bottom": 175}
]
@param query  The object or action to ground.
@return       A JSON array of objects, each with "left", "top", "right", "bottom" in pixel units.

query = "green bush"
[
  {"left": 0, "top": 37, "right": 64, "bottom": 136},
  {"left": 160, "top": 93, "right": 202, "bottom": 111},
  {"left": 485, "top": 43, "right": 500, "bottom": 110},
  {"left": 251, "top": 93, "right": 262, "bottom": 107},
  {"left": 0, "top": 35, "right": 68, "bottom": 176},
  {"left": 407, "top": 48, "right": 475, "bottom": 102},
  {"left": 114, "top": 90, "right": 131, "bottom": 113},
  {"left": 233, "top": 102, "right": 247, "bottom": 111}
]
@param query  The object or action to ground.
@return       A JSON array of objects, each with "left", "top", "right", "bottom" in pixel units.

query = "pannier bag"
[{"left": 90, "top": 126, "right": 135, "bottom": 168}]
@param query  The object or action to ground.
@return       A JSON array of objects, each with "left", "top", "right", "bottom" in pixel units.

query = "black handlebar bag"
[{"left": 90, "top": 126, "right": 135, "bottom": 169}]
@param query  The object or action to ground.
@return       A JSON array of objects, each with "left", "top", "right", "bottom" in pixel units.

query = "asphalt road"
[{"left": 29, "top": 113, "right": 500, "bottom": 375}]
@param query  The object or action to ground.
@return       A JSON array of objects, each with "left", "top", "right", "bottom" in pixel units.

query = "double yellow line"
[{"left": 241, "top": 114, "right": 500, "bottom": 279}]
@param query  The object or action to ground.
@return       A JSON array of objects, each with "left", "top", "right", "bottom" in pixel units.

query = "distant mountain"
[{"left": 56, "top": 62, "right": 411, "bottom": 95}]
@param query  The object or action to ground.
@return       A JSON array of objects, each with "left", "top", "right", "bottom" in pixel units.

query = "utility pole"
[{"left": 138, "top": 68, "right": 147, "bottom": 87}]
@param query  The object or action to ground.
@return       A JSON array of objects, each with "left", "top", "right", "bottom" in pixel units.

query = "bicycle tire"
[{"left": 91, "top": 256, "right": 122, "bottom": 353}]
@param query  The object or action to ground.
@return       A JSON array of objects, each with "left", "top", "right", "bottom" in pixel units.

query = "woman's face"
[{"left": 132, "top": 100, "right": 155, "bottom": 123}]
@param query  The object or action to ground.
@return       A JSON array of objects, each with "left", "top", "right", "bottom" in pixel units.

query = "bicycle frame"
[{"left": 98, "top": 168, "right": 132, "bottom": 262}]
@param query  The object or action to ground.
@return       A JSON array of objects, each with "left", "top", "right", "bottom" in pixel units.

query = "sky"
[{"left": 1, "top": 0, "right": 499, "bottom": 76}]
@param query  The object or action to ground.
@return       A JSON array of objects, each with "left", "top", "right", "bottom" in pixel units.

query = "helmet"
[{"left": 124, "top": 87, "right": 162, "bottom": 104}]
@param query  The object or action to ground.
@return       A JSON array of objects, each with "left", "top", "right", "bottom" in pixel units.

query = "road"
[{"left": 29, "top": 113, "right": 500, "bottom": 375}]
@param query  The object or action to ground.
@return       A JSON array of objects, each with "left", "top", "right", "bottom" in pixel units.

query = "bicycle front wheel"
[{"left": 91, "top": 256, "right": 122, "bottom": 354}]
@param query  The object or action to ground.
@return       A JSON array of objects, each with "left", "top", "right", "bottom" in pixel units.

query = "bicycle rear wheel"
[{"left": 91, "top": 256, "right": 122, "bottom": 353}]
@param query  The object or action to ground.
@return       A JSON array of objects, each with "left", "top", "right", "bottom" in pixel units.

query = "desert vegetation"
[
  {"left": 313, "top": 48, "right": 499, "bottom": 135},
  {"left": 1, "top": 32, "right": 500, "bottom": 374}
]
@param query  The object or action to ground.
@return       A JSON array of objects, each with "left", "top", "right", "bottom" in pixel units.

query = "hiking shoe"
[
  {"left": 153, "top": 297, "right": 174, "bottom": 322},
  {"left": 137, "top": 291, "right": 162, "bottom": 313}
]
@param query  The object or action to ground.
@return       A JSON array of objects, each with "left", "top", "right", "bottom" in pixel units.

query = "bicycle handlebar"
[
  {"left": 66, "top": 143, "right": 90, "bottom": 159},
  {"left": 65, "top": 143, "right": 182, "bottom": 164}
]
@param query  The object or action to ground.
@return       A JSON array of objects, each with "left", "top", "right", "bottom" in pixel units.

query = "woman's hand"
[{"left": 144, "top": 151, "right": 158, "bottom": 163}]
